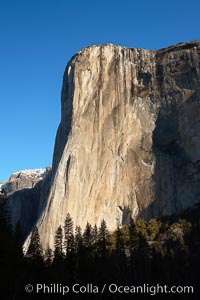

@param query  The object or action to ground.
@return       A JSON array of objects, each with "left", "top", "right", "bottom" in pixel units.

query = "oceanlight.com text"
[{"left": 25, "top": 283, "right": 194, "bottom": 296}]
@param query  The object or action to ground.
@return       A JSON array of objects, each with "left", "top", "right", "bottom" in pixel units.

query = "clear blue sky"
[{"left": 0, "top": 0, "right": 199, "bottom": 182}]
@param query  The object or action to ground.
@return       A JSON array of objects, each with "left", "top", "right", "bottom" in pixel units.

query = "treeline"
[{"left": 0, "top": 192, "right": 200, "bottom": 299}]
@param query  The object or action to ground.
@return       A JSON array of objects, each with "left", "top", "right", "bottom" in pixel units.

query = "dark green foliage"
[
  {"left": 54, "top": 225, "right": 63, "bottom": 261},
  {"left": 128, "top": 218, "right": 139, "bottom": 251},
  {"left": 74, "top": 225, "right": 83, "bottom": 253},
  {"left": 64, "top": 213, "right": 74, "bottom": 257},
  {"left": 26, "top": 226, "right": 43, "bottom": 264},
  {"left": 0, "top": 195, "right": 25, "bottom": 298},
  {"left": 83, "top": 222, "right": 93, "bottom": 248},
  {"left": 0, "top": 194, "right": 12, "bottom": 246},
  {"left": 92, "top": 224, "right": 98, "bottom": 244},
  {"left": 136, "top": 218, "right": 148, "bottom": 239},
  {"left": 97, "top": 219, "right": 108, "bottom": 257},
  {"left": 0, "top": 202, "right": 200, "bottom": 299},
  {"left": 115, "top": 226, "right": 126, "bottom": 256},
  {"left": 45, "top": 247, "right": 53, "bottom": 266},
  {"left": 114, "top": 226, "right": 127, "bottom": 276},
  {"left": 135, "top": 233, "right": 151, "bottom": 282},
  {"left": 147, "top": 218, "right": 161, "bottom": 240}
]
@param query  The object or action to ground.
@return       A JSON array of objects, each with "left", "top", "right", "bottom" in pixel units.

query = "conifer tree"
[
  {"left": 128, "top": 218, "right": 139, "bottom": 252},
  {"left": 136, "top": 218, "right": 148, "bottom": 239},
  {"left": 26, "top": 226, "right": 43, "bottom": 261},
  {"left": 0, "top": 194, "right": 12, "bottom": 238},
  {"left": 75, "top": 226, "right": 83, "bottom": 253},
  {"left": 114, "top": 226, "right": 127, "bottom": 275},
  {"left": 92, "top": 224, "right": 98, "bottom": 245},
  {"left": 54, "top": 225, "right": 63, "bottom": 261},
  {"left": 136, "top": 232, "right": 151, "bottom": 282},
  {"left": 115, "top": 226, "right": 126, "bottom": 256},
  {"left": 83, "top": 222, "right": 93, "bottom": 248},
  {"left": 147, "top": 219, "right": 161, "bottom": 241},
  {"left": 91, "top": 224, "right": 98, "bottom": 257},
  {"left": 45, "top": 247, "right": 53, "bottom": 267},
  {"left": 98, "top": 219, "right": 108, "bottom": 258},
  {"left": 128, "top": 218, "right": 139, "bottom": 280},
  {"left": 64, "top": 213, "right": 74, "bottom": 256}
]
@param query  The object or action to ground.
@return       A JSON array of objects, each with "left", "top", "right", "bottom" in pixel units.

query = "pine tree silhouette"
[
  {"left": 92, "top": 224, "right": 98, "bottom": 244},
  {"left": 45, "top": 247, "right": 53, "bottom": 267},
  {"left": 83, "top": 222, "right": 93, "bottom": 248},
  {"left": 114, "top": 226, "right": 127, "bottom": 277},
  {"left": 54, "top": 225, "right": 63, "bottom": 259},
  {"left": 75, "top": 226, "right": 83, "bottom": 253},
  {"left": 98, "top": 219, "right": 108, "bottom": 258},
  {"left": 128, "top": 218, "right": 139, "bottom": 282},
  {"left": 115, "top": 226, "right": 126, "bottom": 256},
  {"left": 128, "top": 218, "right": 139, "bottom": 251},
  {"left": 26, "top": 226, "right": 43, "bottom": 261},
  {"left": 64, "top": 213, "right": 74, "bottom": 257},
  {"left": 54, "top": 225, "right": 63, "bottom": 261}
]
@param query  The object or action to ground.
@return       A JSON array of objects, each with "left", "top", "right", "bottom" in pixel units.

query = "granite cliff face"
[{"left": 36, "top": 41, "right": 200, "bottom": 249}]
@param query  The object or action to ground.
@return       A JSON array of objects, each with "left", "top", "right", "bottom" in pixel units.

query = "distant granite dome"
[
  {"left": 1, "top": 167, "right": 52, "bottom": 240},
  {"left": 1, "top": 168, "right": 47, "bottom": 194},
  {"left": 29, "top": 40, "right": 200, "bottom": 250}
]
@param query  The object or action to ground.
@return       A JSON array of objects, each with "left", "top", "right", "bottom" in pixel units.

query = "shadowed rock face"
[
  {"left": 1, "top": 169, "right": 52, "bottom": 240},
  {"left": 35, "top": 41, "right": 200, "bottom": 250}
]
